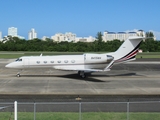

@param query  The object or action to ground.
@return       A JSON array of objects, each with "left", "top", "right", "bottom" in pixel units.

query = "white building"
[
  {"left": 8, "top": 27, "right": 25, "bottom": 39},
  {"left": 8, "top": 27, "right": 17, "bottom": 37},
  {"left": 65, "top": 32, "right": 76, "bottom": 42},
  {"left": 28, "top": 28, "right": 37, "bottom": 40},
  {"left": 42, "top": 36, "right": 50, "bottom": 41},
  {"left": 75, "top": 36, "right": 96, "bottom": 42},
  {"left": 0, "top": 31, "right": 2, "bottom": 41},
  {"left": 103, "top": 30, "right": 145, "bottom": 42},
  {"left": 17, "top": 35, "right": 25, "bottom": 39},
  {"left": 51, "top": 32, "right": 76, "bottom": 42},
  {"left": 51, "top": 33, "right": 65, "bottom": 42},
  {"left": 136, "top": 30, "right": 145, "bottom": 37},
  {"left": 51, "top": 32, "right": 96, "bottom": 43}
]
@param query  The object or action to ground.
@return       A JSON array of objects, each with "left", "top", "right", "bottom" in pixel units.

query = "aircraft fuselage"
[{"left": 6, "top": 54, "right": 113, "bottom": 70}]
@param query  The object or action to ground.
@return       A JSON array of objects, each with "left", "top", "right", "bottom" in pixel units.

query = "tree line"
[{"left": 0, "top": 32, "right": 159, "bottom": 52}]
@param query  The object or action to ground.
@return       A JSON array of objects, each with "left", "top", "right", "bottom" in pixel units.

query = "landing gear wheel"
[
  {"left": 81, "top": 74, "right": 86, "bottom": 78},
  {"left": 17, "top": 74, "right": 21, "bottom": 77},
  {"left": 78, "top": 71, "right": 86, "bottom": 78},
  {"left": 16, "top": 70, "right": 23, "bottom": 77}
]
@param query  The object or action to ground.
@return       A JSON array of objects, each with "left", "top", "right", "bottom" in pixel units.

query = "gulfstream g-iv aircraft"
[{"left": 5, "top": 36, "right": 144, "bottom": 78}]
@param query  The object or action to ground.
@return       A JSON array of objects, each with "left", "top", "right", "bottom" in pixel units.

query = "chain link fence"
[{"left": 0, "top": 101, "right": 160, "bottom": 120}]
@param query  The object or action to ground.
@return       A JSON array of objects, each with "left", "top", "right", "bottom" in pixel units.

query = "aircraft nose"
[{"left": 5, "top": 63, "right": 12, "bottom": 68}]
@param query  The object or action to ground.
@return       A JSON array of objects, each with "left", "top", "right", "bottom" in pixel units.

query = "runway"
[{"left": 0, "top": 59, "right": 160, "bottom": 96}]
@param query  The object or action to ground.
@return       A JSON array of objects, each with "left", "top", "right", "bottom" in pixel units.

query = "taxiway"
[{"left": 0, "top": 59, "right": 160, "bottom": 96}]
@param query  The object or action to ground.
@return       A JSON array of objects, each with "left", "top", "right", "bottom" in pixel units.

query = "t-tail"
[{"left": 105, "top": 36, "right": 144, "bottom": 69}]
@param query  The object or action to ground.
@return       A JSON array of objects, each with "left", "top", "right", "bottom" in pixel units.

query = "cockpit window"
[
  {"left": 15, "top": 58, "right": 19, "bottom": 61},
  {"left": 15, "top": 58, "right": 22, "bottom": 62}
]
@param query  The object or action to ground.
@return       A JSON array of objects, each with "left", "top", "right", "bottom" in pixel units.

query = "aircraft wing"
[{"left": 53, "top": 66, "right": 110, "bottom": 72}]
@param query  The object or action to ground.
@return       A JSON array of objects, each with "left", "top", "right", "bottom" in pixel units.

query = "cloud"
[{"left": 149, "top": 30, "right": 160, "bottom": 40}]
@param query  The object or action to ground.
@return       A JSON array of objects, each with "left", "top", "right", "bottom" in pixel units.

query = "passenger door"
[{"left": 23, "top": 58, "right": 29, "bottom": 68}]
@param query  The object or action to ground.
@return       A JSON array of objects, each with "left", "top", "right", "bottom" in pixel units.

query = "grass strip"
[
  {"left": 0, "top": 52, "right": 160, "bottom": 59},
  {"left": 0, "top": 112, "right": 160, "bottom": 120}
]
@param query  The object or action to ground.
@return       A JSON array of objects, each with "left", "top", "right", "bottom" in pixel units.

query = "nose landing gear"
[
  {"left": 16, "top": 69, "right": 23, "bottom": 77},
  {"left": 16, "top": 73, "right": 21, "bottom": 77}
]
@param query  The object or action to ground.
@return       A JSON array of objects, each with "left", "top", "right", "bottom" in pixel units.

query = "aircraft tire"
[
  {"left": 78, "top": 71, "right": 86, "bottom": 78},
  {"left": 81, "top": 73, "right": 86, "bottom": 78},
  {"left": 17, "top": 74, "right": 20, "bottom": 77}
]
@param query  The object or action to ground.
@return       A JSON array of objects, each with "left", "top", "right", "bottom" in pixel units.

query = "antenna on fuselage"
[{"left": 40, "top": 53, "right": 43, "bottom": 56}]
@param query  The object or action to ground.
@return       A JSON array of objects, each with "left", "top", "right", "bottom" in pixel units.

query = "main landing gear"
[{"left": 78, "top": 71, "right": 86, "bottom": 78}]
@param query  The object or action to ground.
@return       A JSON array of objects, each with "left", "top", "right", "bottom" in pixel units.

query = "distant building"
[
  {"left": 75, "top": 37, "right": 87, "bottom": 42},
  {"left": 136, "top": 30, "right": 145, "bottom": 37},
  {"left": 2, "top": 35, "right": 12, "bottom": 43},
  {"left": 8, "top": 27, "right": 17, "bottom": 37},
  {"left": 65, "top": 32, "right": 76, "bottom": 42},
  {"left": 0, "top": 31, "right": 2, "bottom": 41},
  {"left": 103, "top": 30, "right": 145, "bottom": 42},
  {"left": 7, "top": 27, "right": 25, "bottom": 39},
  {"left": 17, "top": 35, "right": 25, "bottom": 39},
  {"left": 75, "top": 36, "right": 96, "bottom": 42},
  {"left": 51, "top": 32, "right": 76, "bottom": 42},
  {"left": 42, "top": 36, "right": 50, "bottom": 41},
  {"left": 51, "top": 33, "right": 65, "bottom": 42},
  {"left": 51, "top": 32, "right": 96, "bottom": 43},
  {"left": 28, "top": 28, "right": 37, "bottom": 40}
]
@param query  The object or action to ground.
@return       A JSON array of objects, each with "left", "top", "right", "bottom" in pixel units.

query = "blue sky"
[{"left": 0, "top": 0, "right": 160, "bottom": 39}]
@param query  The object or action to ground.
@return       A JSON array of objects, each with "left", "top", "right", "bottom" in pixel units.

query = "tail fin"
[{"left": 109, "top": 36, "right": 144, "bottom": 63}]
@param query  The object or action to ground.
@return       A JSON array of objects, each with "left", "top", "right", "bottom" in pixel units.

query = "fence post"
[
  {"left": 79, "top": 102, "right": 81, "bottom": 120},
  {"left": 127, "top": 102, "right": 129, "bottom": 120},
  {"left": 34, "top": 102, "right": 36, "bottom": 120},
  {"left": 76, "top": 96, "right": 82, "bottom": 120},
  {"left": 14, "top": 101, "right": 17, "bottom": 120}
]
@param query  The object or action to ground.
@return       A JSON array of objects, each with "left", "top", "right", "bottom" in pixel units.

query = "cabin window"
[
  {"left": 57, "top": 60, "right": 61, "bottom": 63},
  {"left": 51, "top": 61, "right": 54, "bottom": 63},
  {"left": 71, "top": 60, "right": 75, "bottom": 63},
  {"left": 37, "top": 61, "right": 40, "bottom": 64},
  {"left": 64, "top": 60, "right": 68, "bottom": 63},
  {"left": 44, "top": 61, "right": 47, "bottom": 63}
]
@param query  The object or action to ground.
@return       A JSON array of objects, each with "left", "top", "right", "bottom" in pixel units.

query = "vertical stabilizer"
[{"left": 109, "top": 36, "right": 144, "bottom": 63}]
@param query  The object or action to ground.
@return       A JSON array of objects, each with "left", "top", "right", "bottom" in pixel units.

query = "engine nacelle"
[
  {"left": 84, "top": 53, "right": 114, "bottom": 64},
  {"left": 106, "top": 55, "right": 114, "bottom": 63}
]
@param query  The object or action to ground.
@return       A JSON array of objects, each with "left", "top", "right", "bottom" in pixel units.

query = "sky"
[{"left": 0, "top": 0, "right": 160, "bottom": 40}]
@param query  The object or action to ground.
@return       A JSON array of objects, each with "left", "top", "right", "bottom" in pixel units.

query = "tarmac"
[{"left": 0, "top": 58, "right": 160, "bottom": 96}]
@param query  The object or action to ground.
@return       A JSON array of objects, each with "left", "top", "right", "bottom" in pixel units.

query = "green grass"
[
  {"left": 0, "top": 51, "right": 160, "bottom": 59},
  {"left": 0, "top": 54, "right": 24, "bottom": 59},
  {"left": 0, "top": 112, "right": 160, "bottom": 120},
  {"left": 136, "top": 52, "right": 160, "bottom": 58},
  {"left": 136, "top": 55, "right": 160, "bottom": 58}
]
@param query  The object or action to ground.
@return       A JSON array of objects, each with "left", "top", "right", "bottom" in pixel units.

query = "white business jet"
[{"left": 5, "top": 36, "right": 144, "bottom": 78}]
